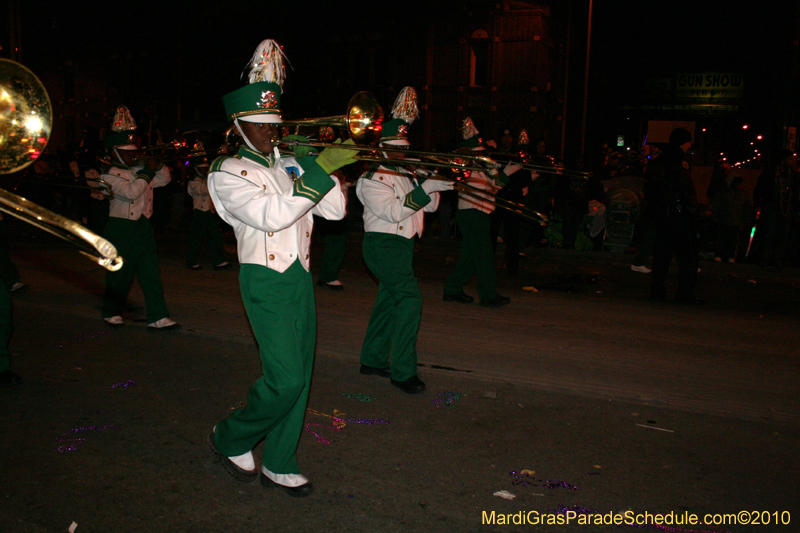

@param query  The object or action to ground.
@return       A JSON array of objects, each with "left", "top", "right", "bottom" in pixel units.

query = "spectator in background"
[
  {"left": 711, "top": 174, "right": 751, "bottom": 263},
  {"left": 753, "top": 149, "right": 798, "bottom": 267},
  {"left": 706, "top": 159, "right": 734, "bottom": 204},
  {"left": 646, "top": 127, "right": 702, "bottom": 304}
]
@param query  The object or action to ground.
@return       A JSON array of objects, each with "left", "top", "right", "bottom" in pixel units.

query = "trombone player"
[
  {"left": 100, "top": 106, "right": 178, "bottom": 330},
  {"left": 206, "top": 39, "right": 356, "bottom": 497},
  {"left": 443, "top": 118, "right": 517, "bottom": 307},
  {"left": 356, "top": 87, "right": 452, "bottom": 394}
]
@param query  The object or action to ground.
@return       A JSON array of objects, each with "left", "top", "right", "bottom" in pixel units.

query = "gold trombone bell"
[{"left": 284, "top": 91, "right": 385, "bottom": 145}]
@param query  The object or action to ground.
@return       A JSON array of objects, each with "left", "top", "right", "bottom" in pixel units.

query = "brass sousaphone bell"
[{"left": 0, "top": 59, "right": 122, "bottom": 270}]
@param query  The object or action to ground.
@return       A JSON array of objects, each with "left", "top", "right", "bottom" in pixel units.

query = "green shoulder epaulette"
[
  {"left": 209, "top": 155, "right": 230, "bottom": 172},
  {"left": 360, "top": 163, "right": 382, "bottom": 181}
]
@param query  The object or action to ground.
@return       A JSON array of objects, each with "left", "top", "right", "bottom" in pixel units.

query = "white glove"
[
  {"left": 503, "top": 162, "right": 523, "bottom": 176},
  {"left": 420, "top": 178, "right": 454, "bottom": 194}
]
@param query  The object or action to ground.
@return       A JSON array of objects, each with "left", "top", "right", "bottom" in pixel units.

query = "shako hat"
[
  {"left": 380, "top": 87, "right": 419, "bottom": 146},
  {"left": 458, "top": 117, "right": 484, "bottom": 151},
  {"left": 104, "top": 106, "right": 139, "bottom": 150},
  {"left": 223, "top": 40, "right": 288, "bottom": 124},
  {"left": 188, "top": 142, "right": 209, "bottom": 167},
  {"left": 517, "top": 128, "right": 530, "bottom": 147}
]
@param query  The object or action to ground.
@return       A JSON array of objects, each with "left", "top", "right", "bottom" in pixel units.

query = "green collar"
[{"left": 237, "top": 146, "right": 273, "bottom": 168}]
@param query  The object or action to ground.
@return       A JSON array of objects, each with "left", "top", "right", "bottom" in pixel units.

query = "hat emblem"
[
  {"left": 257, "top": 91, "right": 279, "bottom": 109},
  {"left": 397, "top": 124, "right": 408, "bottom": 136}
]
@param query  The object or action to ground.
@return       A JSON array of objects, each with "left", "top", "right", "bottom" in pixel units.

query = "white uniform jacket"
[
  {"left": 356, "top": 164, "right": 439, "bottom": 238},
  {"left": 187, "top": 176, "right": 213, "bottom": 212},
  {"left": 207, "top": 147, "right": 345, "bottom": 273},
  {"left": 102, "top": 163, "right": 171, "bottom": 220},
  {"left": 457, "top": 170, "right": 498, "bottom": 215}
]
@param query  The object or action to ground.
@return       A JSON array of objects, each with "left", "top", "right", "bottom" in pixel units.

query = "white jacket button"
[
  {"left": 269, "top": 254, "right": 275, "bottom": 260},
  {"left": 268, "top": 232, "right": 274, "bottom": 237}
]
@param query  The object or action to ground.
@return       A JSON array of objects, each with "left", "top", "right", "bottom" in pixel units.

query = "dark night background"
[{"left": 2, "top": 0, "right": 799, "bottom": 166}]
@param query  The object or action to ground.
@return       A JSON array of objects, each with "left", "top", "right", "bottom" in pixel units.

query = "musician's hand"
[
  {"left": 317, "top": 139, "right": 358, "bottom": 174},
  {"left": 145, "top": 157, "right": 161, "bottom": 171},
  {"left": 421, "top": 178, "right": 453, "bottom": 195},
  {"left": 283, "top": 134, "right": 313, "bottom": 158},
  {"left": 503, "top": 162, "right": 523, "bottom": 176}
]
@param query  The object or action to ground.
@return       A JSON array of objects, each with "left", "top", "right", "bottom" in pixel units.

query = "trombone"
[
  {"left": 278, "top": 91, "right": 547, "bottom": 226},
  {"left": 282, "top": 91, "right": 385, "bottom": 146},
  {"left": 0, "top": 59, "right": 123, "bottom": 271},
  {"left": 410, "top": 168, "right": 548, "bottom": 227},
  {"left": 35, "top": 175, "right": 112, "bottom": 194},
  {"left": 280, "top": 91, "right": 503, "bottom": 175},
  {"left": 488, "top": 153, "right": 592, "bottom": 179}
]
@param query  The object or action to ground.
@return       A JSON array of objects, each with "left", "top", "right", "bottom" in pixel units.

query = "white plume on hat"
[
  {"left": 246, "top": 39, "right": 289, "bottom": 86},
  {"left": 391, "top": 87, "right": 419, "bottom": 124},
  {"left": 462, "top": 116, "right": 479, "bottom": 140},
  {"left": 111, "top": 106, "right": 137, "bottom": 132}
]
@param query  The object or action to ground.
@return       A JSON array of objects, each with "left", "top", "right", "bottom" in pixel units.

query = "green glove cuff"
[
  {"left": 496, "top": 170, "right": 510, "bottom": 187},
  {"left": 136, "top": 167, "right": 155, "bottom": 183},
  {"left": 403, "top": 186, "right": 432, "bottom": 211},
  {"left": 292, "top": 160, "right": 336, "bottom": 203}
]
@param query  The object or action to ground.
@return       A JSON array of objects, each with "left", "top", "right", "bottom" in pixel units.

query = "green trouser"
[
  {"left": 185, "top": 209, "right": 226, "bottom": 268},
  {"left": 0, "top": 219, "right": 21, "bottom": 291},
  {"left": 102, "top": 217, "right": 170, "bottom": 323},
  {"left": 443, "top": 209, "right": 498, "bottom": 303},
  {"left": 87, "top": 197, "right": 109, "bottom": 236},
  {"left": 0, "top": 283, "right": 11, "bottom": 372},
  {"left": 214, "top": 260, "right": 315, "bottom": 475},
  {"left": 318, "top": 231, "right": 347, "bottom": 283},
  {"left": 360, "top": 233, "right": 421, "bottom": 382}
]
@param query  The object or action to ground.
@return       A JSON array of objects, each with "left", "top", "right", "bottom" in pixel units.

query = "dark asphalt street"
[{"left": 1, "top": 222, "right": 799, "bottom": 532}]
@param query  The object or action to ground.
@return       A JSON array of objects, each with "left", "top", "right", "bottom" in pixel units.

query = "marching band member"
[
  {"left": 356, "top": 87, "right": 452, "bottom": 394},
  {"left": 314, "top": 126, "right": 350, "bottom": 291},
  {"left": 184, "top": 142, "right": 230, "bottom": 270},
  {"left": 206, "top": 39, "right": 355, "bottom": 497},
  {"left": 100, "top": 106, "right": 178, "bottom": 329},
  {"left": 443, "top": 118, "right": 513, "bottom": 307}
]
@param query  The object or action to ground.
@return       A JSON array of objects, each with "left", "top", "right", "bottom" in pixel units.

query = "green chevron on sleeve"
[
  {"left": 136, "top": 166, "right": 155, "bottom": 183},
  {"left": 293, "top": 160, "right": 335, "bottom": 202},
  {"left": 403, "top": 186, "right": 432, "bottom": 211},
  {"left": 496, "top": 170, "right": 511, "bottom": 187}
]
